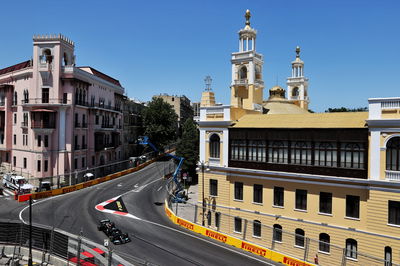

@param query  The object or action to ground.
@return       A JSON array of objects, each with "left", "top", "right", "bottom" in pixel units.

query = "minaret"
[
  {"left": 287, "top": 46, "right": 309, "bottom": 110},
  {"left": 230, "top": 10, "right": 264, "bottom": 111},
  {"left": 201, "top": 75, "right": 216, "bottom": 107}
]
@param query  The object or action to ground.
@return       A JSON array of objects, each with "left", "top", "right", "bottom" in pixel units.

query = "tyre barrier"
[{"left": 164, "top": 199, "right": 316, "bottom": 266}]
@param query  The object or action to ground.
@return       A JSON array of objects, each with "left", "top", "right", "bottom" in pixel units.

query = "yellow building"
[{"left": 198, "top": 10, "right": 400, "bottom": 266}]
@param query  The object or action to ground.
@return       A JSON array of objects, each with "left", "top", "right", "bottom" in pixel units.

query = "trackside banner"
[
  {"left": 164, "top": 200, "right": 315, "bottom": 266},
  {"left": 18, "top": 150, "right": 176, "bottom": 202}
]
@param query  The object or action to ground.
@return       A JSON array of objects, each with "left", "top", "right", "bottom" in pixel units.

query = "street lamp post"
[{"left": 197, "top": 161, "right": 209, "bottom": 226}]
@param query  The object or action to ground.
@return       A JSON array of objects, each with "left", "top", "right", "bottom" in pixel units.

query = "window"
[
  {"left": 319, "top": 233, "right": 330, "bottom": 253},
  {"left": 42, "top": 88, "right": 49, "bottom": 103},
  {"left": 291, "top": 141, "right": 312, "bottom": 165},
  {"left": 234, "top": 217, "right": 242, "bottom": 233},
  {"left": 210, "top": 179, "right": 218, "bottom": 196},
  {"left": 274, "top": 187, "right": 284, "bottom": 207},
  {"left": 253, "top": 184, "right": 263, "bottom": 203},
  {"left": 319, "top": 192, "right": 332, "bottom": 214},
  {"left": 23, "top": 113, "right": 28, "bottom": 126},
  {"left": 234, "top": 182, "right": 243, "bottom": 200},
  {"left": 239, "top": 66, "right": 247, "bottom": 80},
  {"left": 386, "top": 137, "right": 400, "bottom": 171},
  {"left": 215, "top": 212, "right": 221, "bottom": 229},
  {"left": 295, "top": 189, "right": 307, "bottom": 210},
  {"left": 314, "top": 142, "right": 337, "bottom": 167},
  {"left": 248, "top": 140, "right": 266, "bottom": 162},
  {"left": 44, "top": 135, "right": 48, "bottom": 147},
  {"left": 23, "top": 158, "right": 27, "bottom": 169},
  {"left": 44, "top": 160, "right": 48, "bottom": 172},
  {"left": 92, "top": 156, "right": 95, "bottom": 166},
  {"left": 74, "top": 158, "right": 78, "bottom": 169},
  {"left": 13, "top": 113, "right": 17, "bottom": 124},
  {"left": 385, "top": 246, "right": 392, "bottom": 266},
  {"left": 95, "top": 115, "right": 99, "bottom": 125},
  {"left": 13, "top": 156, "right": 16, "bottom": 167},
  {"left": 345, "top": 239, "right": 357, "bottom": 259},
  {"left": 37, "top": 160, "right": 41, "bottom": 172},
  {"left": 24, "top": 89, "right": 29, "bottom": 103},
  {"left": 253, "top": 220, "right": 261, "bottom": 237},
  {"left": 13, "top": 91, "right": 17, "bottom": 105},
  {"left": 209, "top": 134, "right": 220, "bottom": 158},
  {"left": 346, "top": 195, "right": 360, "bottom": 219},
  {"left": 295, "top": 229, "right": 305, "bottom": 247},
  {"left": 13, "top": 134, "right": 16, "bottom": 145},
  {"left": 268, "top": 141, "right": 288, "bottom": 163},
  {"left": 207, "top": 211, "right": 212, "bottom": 226},
  {"left": 38, "top": 135, "right": 42, "bottom": 147},
  {"left": 82, "top": 157, "right": 85, "bottom": 168},
  {"left": 340, "top": 143, "right": 364, "bottom": 169},
  {"left": 388, "top": 201, "right": 400, "bottom": 225},
  {"left": 273, "top": 224, "right": 282, "bottom": 242},
  {"left": 231, "top": 140, "right": 246, "bottom": 160}
]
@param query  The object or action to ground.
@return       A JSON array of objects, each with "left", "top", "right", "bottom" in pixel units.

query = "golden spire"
[
  {"left": 245, "top": 9, "right": 251, "bottom": 26},
  {"left": 296, "top": 46, "right": 301, "bottom": 58}
]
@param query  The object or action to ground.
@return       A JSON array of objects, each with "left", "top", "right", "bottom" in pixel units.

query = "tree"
[
  {"left": 325, "top": 107, "right": 368, "bottom": 113},
  {"left": 142, "top": 97, "right": 178, "bottom": 150},
  {"left": 176, "top": 118, "right": 199, "bottom": 183}
]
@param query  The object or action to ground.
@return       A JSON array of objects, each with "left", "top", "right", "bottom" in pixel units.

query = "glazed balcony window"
[{"left": 31, "top": 111, "right": 56, "bottom": 129}]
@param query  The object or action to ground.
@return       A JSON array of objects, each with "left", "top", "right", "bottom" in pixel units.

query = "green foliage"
[
  {"left": 142, "top": 97, "right": 178, "bottom": 150},
  {"left": 176, "top": 118, "right": 199, "bottom": 182},
  {"left": 325, "top": 107, "right": 368, "bottom": 113}
]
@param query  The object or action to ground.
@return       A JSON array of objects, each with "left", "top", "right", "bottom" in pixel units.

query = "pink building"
[{"left": 0, "top": 34, "right": 124, "bottom": 184}]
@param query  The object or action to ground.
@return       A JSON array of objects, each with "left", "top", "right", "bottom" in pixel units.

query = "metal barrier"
[
  {"left": 166, "top": 197, "right": 400, "bottom": 266},
  {"left": 0, "top": 219, "right": 142, "bottom": 265}
]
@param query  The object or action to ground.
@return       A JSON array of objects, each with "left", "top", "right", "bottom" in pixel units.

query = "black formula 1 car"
[{"left": 98, "top": 219, "right": 131, "bottom": 245}]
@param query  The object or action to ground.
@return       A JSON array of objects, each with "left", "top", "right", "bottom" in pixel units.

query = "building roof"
[
  {"left": 232, "top": 112, "right": 369, "bottom": 128},
  {"left": 263, "top": 101, "right": 310, "bottom": 114},
  {"left": 0, "top": 60, "right": 31, "bottom": 76},
  {"left": 79, "top": 67, "right": 122, "bottom": 87}
]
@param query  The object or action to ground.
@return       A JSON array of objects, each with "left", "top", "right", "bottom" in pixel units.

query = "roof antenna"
[{"left": 204, "top": 75, "right": 212, "bottom": 91}]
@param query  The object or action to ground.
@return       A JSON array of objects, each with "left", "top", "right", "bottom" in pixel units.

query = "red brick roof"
[
  {"left": 0, "top": 60, "right": 31, "bottom": 76},
  {"left": 78, "top": 66, "right": 122, "bottom": 87}
]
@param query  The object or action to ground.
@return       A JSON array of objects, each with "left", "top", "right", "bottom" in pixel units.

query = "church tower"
[
  {"left": 287, "top": 46, "right": 309, "bottom": 110},
  {"left": 230, "top": 10, "right": 264, "bottom": 111}
]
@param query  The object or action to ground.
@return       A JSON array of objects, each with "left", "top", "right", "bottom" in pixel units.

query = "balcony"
[
  {"left": 21, "top": 121, "right": 28, "bottom": 128},
  {"left": 31, "top": 121, "right": 55, "bottom": 129},
  {"left": 75, "top": 122, "right": 81, "bottom": 128},
  {"left": 74, "top": 145, "right": 80, "bottom": 150},
  {"left": 82, "top": 144, "right": 87, "bottom": 150},
  {"left": 234, "top": 79, "right": 248, "bottom": 86},
  {"left": 22, "top": 98, "right": 71, "bottom": 106},
  {"left": 82, "top": 122, "right": 88, "bottom": 128},
  {"left": 386, "top": 170, "right": 400, "bottom": 181},
  {"left": 76, "top": 100, "right": 89, "bottom": 107}
]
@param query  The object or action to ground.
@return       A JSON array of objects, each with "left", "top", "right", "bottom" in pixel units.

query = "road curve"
[{"left": 19, "top": 161, "right": 275, "bottom": 266}]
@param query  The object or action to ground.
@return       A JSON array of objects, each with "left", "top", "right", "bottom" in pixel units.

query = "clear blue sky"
[{"left": 0, "top": 0, "right": 399, "bottom": 112}]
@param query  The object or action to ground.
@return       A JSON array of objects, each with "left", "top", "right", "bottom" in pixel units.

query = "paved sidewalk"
[{"left": 173, "top": 184, "right": 198, "bottom": 222}]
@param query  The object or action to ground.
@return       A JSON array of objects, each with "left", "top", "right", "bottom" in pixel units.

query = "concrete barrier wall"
[
  {"left": 164, "top": 199, "right": 315, "bottom": 266},
  {"left": 18, "top": 151, "right": 172, "bottom": 202}
]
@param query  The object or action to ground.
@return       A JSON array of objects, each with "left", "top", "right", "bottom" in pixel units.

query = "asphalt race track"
[{"left": 13, "top": 161, "right": 275, "bottom": 266}]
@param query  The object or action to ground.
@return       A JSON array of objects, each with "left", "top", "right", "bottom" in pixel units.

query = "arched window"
[
  {"left": 42, "top": 49, "right": 52, "bottom": 64},
  {"left": 63, "top": 52, "right": 68, "bottom": 66},
  {"left": 268, "top": 141, "right": 288, "bottom": 163},
  {"left": 314, "top": 142, "right": 337, "bottom": 167},
  {"left": 345, "top": 238, "right": 357, "bottom": 259},
  {"left": 319, "top": 233, "right": 330, "bottom": 253},
  {"left": 385, "top": 246, "right": 392, "bottom": 266},
  {"left": 341, "top": 143, "right": 364, "bottom": 169},
  {"left": 292, "top": 87, "right": 299, "bottom": 97},
  {"left": 23, "top": 90, "right": 29, "bottom": 103},
  {"left": 273, "top": 224, "right": 282, "bottom": 242},
  {"left": 295, "top": 228, "right": 305, "bottom": 247},
  {"left": 255, "top": 65, "right": 262, "bottom": 80},
  {"left": 13, "top": 91, "right": 17, "bottom": 105},
  {"left": 253, "top": 220, "right": 261, "bottom": 237},
  {"left": 386, "top": 137, "right": 400, "bottom": 171},
  {"left": 209, "top": 134, "right": 220, "bottom": 158},
  {"left": 291, "top": 141, "right": 312, "bottom": 165},
  {"left": 239, "top": 66, "right": 247, "bottom": 80}
]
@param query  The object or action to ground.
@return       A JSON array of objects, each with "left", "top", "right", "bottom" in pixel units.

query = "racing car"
[{"left": 98, "top": 219, "right": 131, "bottom": 245}]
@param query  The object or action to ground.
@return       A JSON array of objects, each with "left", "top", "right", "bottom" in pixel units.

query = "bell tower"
[
  {"left": 230, "top": 10, "right": 264, "bottom": 111},
  {"left": 287, "top": 46, "right": 309, "bottom": 110}
]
